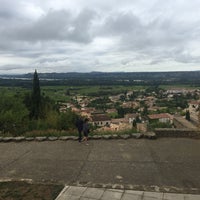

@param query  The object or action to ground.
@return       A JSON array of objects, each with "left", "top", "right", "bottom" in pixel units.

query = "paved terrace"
[
  {"left": 56, "top": 186, "right": 200, "bottom": 200},
  {"left": 0, "top": 138, "right": 200, "bottom": 198}
]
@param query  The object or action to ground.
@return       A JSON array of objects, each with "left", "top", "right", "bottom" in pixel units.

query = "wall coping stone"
[
  {"left": 35, "top": 137, "right": 47, "bottom": 141},
  {"left": 25, "top": 137, "right": 34, "bottom": 141},
  {"left": 102, "top": 135, "right": 112, "bottom": 139},
  {"left": 132, "top": 133, "right": 144, "bottom": 139},
  {"left": 68, "top": 136, "right": 78, "bottom": 140},
  {"left": 144, "top": 132, "right": 157, "bottom": 139},
  {"left": 58, "top": 136, "right": 69, "bottom": 140},
  {"left": 2, "top": 137, "right": 14, "bottom": 142},
  {"left": 48, "top": 137, "right": 58, "bottom": 141},
  {"left": 13, "top": 137, "right": 25, "bottom": 142},
  {"left": 92, "top": 135, "right": 102, "bottom": 139},
  {"left": 119, "top": 134, "right": 130, "bottom": 139},
  {"left": 1, "top": 129, "right": 200, "bottom": 143},
  {"left": 111, "top": 134, "right": 119, "bottom": 139}
]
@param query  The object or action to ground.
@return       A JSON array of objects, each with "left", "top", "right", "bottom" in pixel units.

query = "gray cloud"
[
  {"left": 0, "top": 0, "right": 200, "bottom": 73},
  {"left": 98, "top": 10, "right": 200, "bottom": 65},
  {"left": 1, "top": 9, "right": 96, "bottom": 44},
  {"left": 0, "top": 0, "right": 20, "bottom": 19},
  {"left": 0, "top": 65, "right": 20, "bottom": 71}
]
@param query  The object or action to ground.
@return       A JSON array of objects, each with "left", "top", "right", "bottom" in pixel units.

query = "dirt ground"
[{"left": 0, "top": 181, "right": 63, "bottom": 200}]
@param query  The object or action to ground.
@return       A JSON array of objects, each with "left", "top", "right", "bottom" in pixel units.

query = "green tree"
[
  {"left": 185, "top": 110, "right": 190, "bottom": 121},
  {"left": 30, "top": 70, "right": 42, "bottom": 119},
  {"left": 116, "top": 106, "right": 125, "bottom": 118},
  {"left": 142, "top": 105, "right": 148, "bottom": 116},
  {"left": 66, "top": 89, "right": 70, "bottom": 96}
]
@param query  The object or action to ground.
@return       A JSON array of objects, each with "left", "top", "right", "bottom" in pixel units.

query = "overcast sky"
[{"left": 0, "top": 0, "right": 200, "bottom": 74}]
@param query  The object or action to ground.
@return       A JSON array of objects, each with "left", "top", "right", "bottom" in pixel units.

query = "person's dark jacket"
[{"left": 76, "top": 118, "right": 83, "bottom": 131}]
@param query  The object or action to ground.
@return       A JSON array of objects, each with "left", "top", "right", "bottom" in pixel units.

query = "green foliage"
[
  {"left": 145, "top": 86, "right": 160, "bottom": 94},
  {"left": 0, "top": 78, "right": 79, "bottom": 136},
  {"left": 25, "top": 71, "right": 58, "bottom": 120},
  {"left": 88, "top": 97, "right": 112, "bottom": 110},
  {"left": 141, "top": 105, "right": 148, "bottom": 116},
  {"left": 185, "top": 110, "right": 190, "bottom": 121},
  {"left": 27, "top": 109, "right": 78, "bottom": 132},
  {"left": 24, "top": 129, "right": 78, "bottom": 138},
  {"left": 149, "top": 121, "right": 173, "bottom": 130},
  {"left": 108, "top": 112, "right": 118, "bottom": 118},
  {"left": 132, "top": 116, "right": 141, "bottom": 127},
  {"left": 57, "top": 109, "right": 78, "bottom": 130},
  {"left": 116, "top": 106, "right": 125, "bottom": 117},
  {"left": 93, "top": 128, "right": 137, "bottom": 136},
  {"left": 132, "top": 120, "right": 137, "bottom": 127},
  {"left": 0, "top": 95, "right": 29, "bottom": 135},
  {"left": 156, "top": 94, "right": 188, "bottom": 110},
  {"left": 119, "top": 94, "right": 126, "bottom": 102},
  {"left": 116, "top": 106, "right": 137, "bottom": 118},
  {"left": 29, "top": 70, "right": 42, "bottom": 119}
]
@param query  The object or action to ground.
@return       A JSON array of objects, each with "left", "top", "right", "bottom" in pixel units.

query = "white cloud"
[{"left": 0, "top": 0, "right": 200, "bottom": 73}]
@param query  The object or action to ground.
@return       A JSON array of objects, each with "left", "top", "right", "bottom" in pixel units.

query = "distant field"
[
  {"left": 1, "top": 84, "right": 200, "bottom": 102},
  {"left": 41, "top": 85, "right": 147, "bottom": 101},
  {"left": 0, "top": 86, "right": 28, "bottom": 97},
  {"left": 160, "top": 84, "right": 200, "bottom": 90}
]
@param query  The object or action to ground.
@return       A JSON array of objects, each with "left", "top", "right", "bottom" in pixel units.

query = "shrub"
[{"left": 0, "top": 95, "right": 29, "bottom": 136}]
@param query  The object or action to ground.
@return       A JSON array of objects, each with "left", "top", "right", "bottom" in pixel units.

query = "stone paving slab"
[
  {"left": 82, "top": 187, "right": 105, "bottom": 199},
  {"left": 56, "top": 186, "right": 200, "bottom": 200},
  {"left": 101, "top": 189, "right": 123, "bottom": 200}
]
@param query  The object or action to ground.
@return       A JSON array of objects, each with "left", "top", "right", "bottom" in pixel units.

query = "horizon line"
[{"left": 1, "top": 69, "right": 200, "bottom": 75}]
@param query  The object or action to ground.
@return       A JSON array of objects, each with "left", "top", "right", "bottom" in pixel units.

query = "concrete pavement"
[{"left": 0, "top": 138, "right": 200, "bottom": 196}]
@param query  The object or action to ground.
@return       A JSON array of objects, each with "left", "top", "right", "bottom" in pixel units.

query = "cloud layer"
[{"left": 0, "top": 0, "right": 200, "bottom": 73}]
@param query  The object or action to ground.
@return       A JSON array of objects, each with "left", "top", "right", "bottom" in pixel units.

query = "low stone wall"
[
  {"left": 155, "top": 128, "right": 200, "bottom": 138},
  {"left": 1, "top": 129, "right": 199, "bottom": 142},
  {"left": 0, "top": 133, "right": 146, "bottom": 143}
]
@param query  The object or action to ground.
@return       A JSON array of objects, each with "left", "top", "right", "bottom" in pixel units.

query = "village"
[{"left": 59, "top": 87, "right": 200, "bottom": 133}]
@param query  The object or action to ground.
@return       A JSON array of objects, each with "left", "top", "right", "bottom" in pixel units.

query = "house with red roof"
[
  {"left": 91, "top": 114, "right": 111, "bottom": 127},
  {"left": 147, "top": 113, "right": 173, "bottom": 124}
]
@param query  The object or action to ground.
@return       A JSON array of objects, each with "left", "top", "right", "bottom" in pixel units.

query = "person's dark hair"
[{"left": 84, "top": 118, "right": 89, "bottom": 122}]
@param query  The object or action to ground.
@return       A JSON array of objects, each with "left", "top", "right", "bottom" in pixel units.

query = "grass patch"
[
  {"left": 0, "top": 181, "right": 63, "bottom": 200},
  {"left": 24, "top": 129, "right": 78, "bottom": 138},
  {"left": 160, "top": 84, "right": 200, "bottom": 90},
  {"left": 0, "top": 128, "right": 138, "bottom": 138},
  {"left": 93, "top": 128, "right": 138, "bottom": 136}
]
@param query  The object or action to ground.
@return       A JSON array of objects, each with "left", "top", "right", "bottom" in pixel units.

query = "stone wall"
[{"left": 155, "top": 128, "right": 200, "bottom": 138}]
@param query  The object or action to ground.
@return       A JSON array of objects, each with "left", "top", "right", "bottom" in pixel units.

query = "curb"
[
  {"left": 0, "top": 178, "right": 199, "bottom": 195},
  {"left": 69, "top": 181, "right": 200, "bottom": 195}
]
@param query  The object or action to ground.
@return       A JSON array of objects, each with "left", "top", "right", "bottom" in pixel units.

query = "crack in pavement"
[
  {"left": 0, "top": 149, "right": 32, "bottom": 171},
  {"left": 73, "top": 143, "right": 93, "bottom": 183}
]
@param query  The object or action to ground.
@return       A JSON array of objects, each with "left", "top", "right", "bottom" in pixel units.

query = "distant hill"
[{"left": 1, "top": 71, "right": 200, "bottom": 87}]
